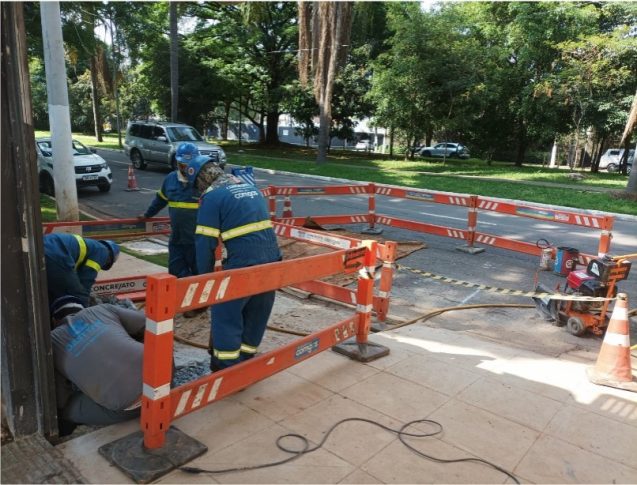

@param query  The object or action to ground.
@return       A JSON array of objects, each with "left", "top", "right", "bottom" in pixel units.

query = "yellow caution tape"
[{"left": 395, "top": 264, "right": 616, "bottom": 302}]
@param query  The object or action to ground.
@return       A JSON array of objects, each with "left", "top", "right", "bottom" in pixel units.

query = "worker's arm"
[
  {"left": 144, "top": 178, "right": 169, "bottom": 218},
  {"left": 195, "top": 195, "right": 220, "bottom": 275},
  {"left": 65, "top": 272, "right": 92, "bottom": 307}
]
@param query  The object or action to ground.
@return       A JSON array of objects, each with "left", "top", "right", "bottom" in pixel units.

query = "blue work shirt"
[
  {"left": 144, "top": 171, "right": 199, "bottom": 245},
  {"left": 44, "top": 233, "right": 112, "bottom": 294},
  {"left": 195, "top": 182, "right": 281, "bottom": 273}
]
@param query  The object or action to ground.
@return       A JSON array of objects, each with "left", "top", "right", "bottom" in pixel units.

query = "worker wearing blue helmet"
[
  {"left": 44, "top": 233, "right": 120, "bottom": 307},
  {"left": 191, "top": 156, "right": 281, "bottom": 371},
  {"left": 140, "top": 142, "right": 205, "bottom": 287}
]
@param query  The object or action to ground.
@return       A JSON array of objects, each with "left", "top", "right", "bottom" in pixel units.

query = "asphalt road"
[{"left": 81, "top": 148, "right": 637, "bottom": 301}]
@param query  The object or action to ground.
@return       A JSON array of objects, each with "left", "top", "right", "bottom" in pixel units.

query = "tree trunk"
[
  {"left": 620, "top": 90, "right": 637, "bottom": 180},
  {"left": 169, "top": 2, "right": 179, "bottom": 122},
  {"left": 298, "top": 2, "right": 352, "bottom": 164},
  {"left": 389, "top": 126, "right": 394, "bottom": 158},
  {"left": 265, "top": 110, "right": 280, "bottom": 145},
  {"left": 626, "top": 141, "right": 637, "bottom": 194},
  {"left": 109, "top": 10, "right": 122, "bottom": 148},
  {"left": 222, "top": 101, "right": 230, "bottom": 140},
  {"left": 89, "top": 56, "right": 102, "bottom": 142},
  {"left": 514, "top": 122, "right": 527, "bottom": 167}
]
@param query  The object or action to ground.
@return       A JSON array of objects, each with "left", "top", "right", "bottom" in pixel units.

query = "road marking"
[{"left": 461, "top": 289, "right": 481, "bottom": 304}]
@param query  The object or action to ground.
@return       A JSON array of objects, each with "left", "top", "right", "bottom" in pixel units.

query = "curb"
[{"left": 229, "top": 163, "right": 637, "bottom": 223}]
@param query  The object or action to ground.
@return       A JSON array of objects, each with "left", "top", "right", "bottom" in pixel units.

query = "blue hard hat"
[
  {"left": 175, "top": 142, "right": 199, "bottom": 164},
  {"left": 186, "top": 155, "right": 218, "bottom": 186},
  {"left": 99, "top": 240, "right": 120, "bottom": 270}
]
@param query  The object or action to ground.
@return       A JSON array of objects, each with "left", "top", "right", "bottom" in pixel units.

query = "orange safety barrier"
[
  {"left": 158, "top": 246, "right": 383, "bottom": 434},
  {"left": 273, "top": 221, "right": 397, "bottom": 321},
  {"left": 42, "top": 216, "right": 172, "bottom": 239},
  {"left": 264, "top": 182, "right": 614, "bottom": 265},
  {"left": 99, "top": 243, "right": 391, "bottom": 481},
  {"left": 50, "top": 216, "right": 397, "bottom": 322}
]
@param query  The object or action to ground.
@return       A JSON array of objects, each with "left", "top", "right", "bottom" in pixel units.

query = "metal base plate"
[
  {"left": 586, "top": 367, "right": 637, "bottom": 393},
  {"left": 332, "top": 337, "right": 390, "bottom": 362},
  {"left": 361, "top": 227, "right": 384, "bottom": 235},
  {"left": 455, "top": 245, "right": 485, "bottom": 254},
  {"left": 98, "top": 426, "right": 207, "bottom": 483}
]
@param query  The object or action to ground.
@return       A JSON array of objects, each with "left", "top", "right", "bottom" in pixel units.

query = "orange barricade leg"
[
  {"left": 371, "top": 242, "right": 397, "bottom": 331},
  {"left": 98, "top": 274, "right": 207, "bottom": 483},
  {"left": 282, "top": 196, "right": 293, "bottom": 219},
  {"left": 361, "top": 183, "right": 383, "bottom": 235},
  {"left": 268, "top": 186, "right": 277, "bottom": 221},
  {"left": 598, "top": 216, "right": 614, "bottom": 257},
  {"left": 333, "top": 241, "right": 390, "bottom": 362},
  {"left": 586, "top": 293, "right": 636, "bottom": 392},
  {"left": 456, "top": 195, "right": 485, "bottom": 254}
]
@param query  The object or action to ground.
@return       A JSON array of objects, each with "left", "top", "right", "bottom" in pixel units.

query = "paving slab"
[
  {"left": 56, "top": 311, "right": 637, "bottom": 484},
  {"left": 515, "top": 434, "right": 637, "bottom": 484}
]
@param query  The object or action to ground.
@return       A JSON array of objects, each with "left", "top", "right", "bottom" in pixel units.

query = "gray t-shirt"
[{"left": 51, "top": 304, "right": 146, "bottom": 411}]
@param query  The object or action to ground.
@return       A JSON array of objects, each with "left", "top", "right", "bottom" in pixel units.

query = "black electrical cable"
[{"left": 180, "top": 417, "right": 520, "bottom": 484}]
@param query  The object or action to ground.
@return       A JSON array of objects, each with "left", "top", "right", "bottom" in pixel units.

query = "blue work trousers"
[
  {"left": 168, "top": 242, "right": 197, "bottom": 278},
  {"left": 209, "top": 290, "right": 276, "bottom": 370}
]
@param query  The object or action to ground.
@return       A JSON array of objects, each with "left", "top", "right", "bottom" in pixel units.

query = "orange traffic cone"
[
  {"left": 125, "top": 165, "right": 140, "bottom": 191},
  {"left": 282, "top": 196, "right": 293, "bottom": 219},
  {"left": 587, "top": 293, "right": 636, "bottom": 392}
]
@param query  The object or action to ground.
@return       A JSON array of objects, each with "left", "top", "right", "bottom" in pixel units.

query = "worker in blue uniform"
[
  {"left": 190, "top": 156, "right": 281, "bottom": 371},
  {"left": 43, "top": 233, "right": 120, "bottom": 307},
  {"left": 140, "top": 142, "right": 202, "bottom": 279}
]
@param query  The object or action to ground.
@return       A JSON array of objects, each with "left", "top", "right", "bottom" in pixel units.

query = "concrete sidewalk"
[
  {"left": 44, "top": 234, "right": 636, "bottom": 484},
  {"left": 57, "top": 322, "right": 637, "bottom": 484}
]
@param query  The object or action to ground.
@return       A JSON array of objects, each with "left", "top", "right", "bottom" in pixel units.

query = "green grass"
[
  {"left": 35, "top": 130, "right": 123, "bottom": 151},
  {"left": 40, "top": 194, "right": 58, "bottom": 222},
  {"left": 225, "top": 147, "right": 637, "bottom": 216},
  {"left": 120, "top": 247, "right": 168, "bottom": 268},
  {"left": 36, "top": 133, "right": 635, "bottom": 215},
  {"left": 40, "top": 194, "right": 96, "bottom": 222}
]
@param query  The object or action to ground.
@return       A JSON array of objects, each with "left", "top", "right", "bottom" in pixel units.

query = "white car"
[
  {"left": 419, "top": 142, "right": 470, "bottom": 159},
  {"left": 36, "top": 138, "right": 113, "bottom": 195},
  {"left": 599, "top": 148, "right": 634, "bottom": 172}
]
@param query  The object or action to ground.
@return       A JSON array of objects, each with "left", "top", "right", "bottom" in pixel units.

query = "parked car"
[
  {"left": 355, "top": 140, "right": 374, "bottom": 151},
  {"left": 419, "top": 142, "right": 470, "bottom": 159},
  {"left": 36, "top": 138, "right": 113, "bottom": 195},
  {"left": 124, "top": 121, "right": 227, "bottom": 170},
  {"left": 599, "top": 148, "right": 634, "bottom": 172}
]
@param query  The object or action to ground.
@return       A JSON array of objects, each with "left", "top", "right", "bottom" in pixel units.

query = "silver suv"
[{"left": 124, "top": 121, "right": 227, "bottom": 170}]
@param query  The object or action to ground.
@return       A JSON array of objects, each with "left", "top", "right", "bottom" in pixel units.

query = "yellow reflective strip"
[
  {"left": 240, "top": 343, "right": 258, "bottom": 354},
  {"left": 73, "top": 234, "right": 87, "bottom": 270},
  {"left": 157, "top": 190, "right": 168, "bottom": 201},
  {"left": 168, "top": 201, "right": 199, "bottom": 209},
  {"left": 221, "top": 220, "right": 272, "bottom": 241},
  {"left": 195, "top": 225, "right": 220, "bottom": 237},
  {"left": 85, "top": 259, "right": 101, "bottom": 272},
  {"left": 213, "top": 349, "right": 240, "bottom": 360}
]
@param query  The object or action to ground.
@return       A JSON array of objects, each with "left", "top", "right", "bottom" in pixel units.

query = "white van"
[{"left": 599, "top": 148, "right": 634, "bottom": 172}]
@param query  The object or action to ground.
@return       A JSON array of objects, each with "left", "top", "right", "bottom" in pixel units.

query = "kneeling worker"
[
  {"left": 50, "top": 296, "right": 146, "bottom": 434},
  {"left": 190, "top": 156, "right": 282, "bottom": 371},
  {"left": 44, "top": 233, "right": 119, "bottom": 307}
]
